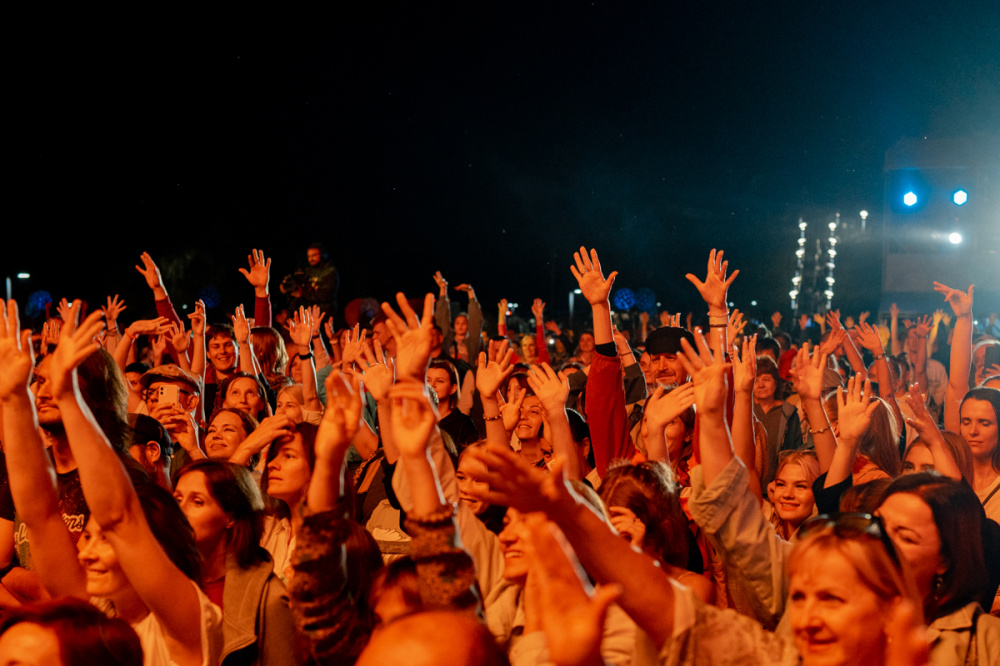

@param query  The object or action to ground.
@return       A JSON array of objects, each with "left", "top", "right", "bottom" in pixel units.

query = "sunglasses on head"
[{"left": 797, "top": 512, "right": 902, "bottom": 570}]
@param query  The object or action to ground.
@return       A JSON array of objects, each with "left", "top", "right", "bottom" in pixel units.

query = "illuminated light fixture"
[
  {"left": 826, "top": 276, "right": 835, "bottom": 285},
  {"left": 949, "top": 232, "right": 962, "bottom": 244},
  {"left": 573, "top": 289, "right": 582, "bottom": 295},
  {"left": 789, "top": 290, "right": 799, "bottom": 299},
  {"left": 799, "top": 221, "right": 808, "bottom": 231},
  {"left": 824, "top": 290, "right": 834, "bottom": 299},
  {"left": 751, "top": 300, "right": 757, "bottom": 306},
  {"left": 792, "top": 276, "right": 801, "bottom": 285},
  {"left": 828, "top": 248, "right": 837, "bottom": 257},
  {"left": 17, "top": 273, "right": 29, "bottom": 279},
  {"left": 860, "top": 210, "right": 868, "bottom": 220},
  {"left": 798, "top": 237, "right": 806, "bottom": 246},
  {"left": 796, "top": 248, "right": 805, "bottom": 258},
  {"left": 828, "top": 221, "right": 837, "bottom": 230},
  {"left": 953, "top": 190, "right": 968, "bottom": 206},
  {"left": 903, "top": 191, "right": 918, "bottom": 206},
  {"left": 829, "top": 237, "right": 837, "bottom": 245}
]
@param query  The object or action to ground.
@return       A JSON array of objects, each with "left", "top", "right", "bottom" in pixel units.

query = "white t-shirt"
[{"left": 94, "top": 581, "right": 223, "bottom": 666}]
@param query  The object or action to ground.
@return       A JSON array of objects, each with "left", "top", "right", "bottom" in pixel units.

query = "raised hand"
[
  {"left": 317, "top": 372, "right": 363, "bottom": 460},
  {"left": 932, "top": 309, "right": 944, "bottom": 325},
  {"left": 432, "top": 271, "right": 448, "bottom": 295},
  {"left": 903, "top": 388, "right": 940, "bottom": 442},
  {"left": 288, "top": 306, "right": 313, "bottom": 348},
  {"left": 135, "top": 252, "right": 165, "bottom": 292},
  {"left": 889, "top": 303, "right": 899, "bottom": 319},
  {"left": 463, "top": 445, "right": 576, "bottom": 516},
  {"left": 476, "top": 340, "right": 515, "bottom": 397},
  {"left": 531, "top": 298, "right": 546, "bottom": 323},
  {"left": 858, "top": 311, "right": 870, "bottom": 325},
  {"left": 307, "top": 305, "right": 326, "bottom": 336},
  {"left": 150, "top": 334, "right": 168, "bottom": 364},
  {"left": 913, "top": 315, "right": 933, "bottom": 338},
  {"left": 836, "top": 375, "right": 879, "bottom": 443},
  {"left": 381, "top": 292, "right": 435, "bottom": 381},
  {"left": 639, "top": 311, "right": 649, "bottom": 326},
  {"left": 571, "top": 247, "right": 618, "bottom": 306},
  {"left": 526, "top": 363, "right": 570, "bottom": 414},
  {"left": 731, "top": 334, "right": 757, "bottom": 393},
  {"left": 340, "top": 324, "right": 367, "bottom": 372},
  {"left": 933, "top": 282, "right": 974, "bottom": 318},
  {"left": 798, "top": 314, "right": 809, "bottom": 331},
  {"left": 0, "top": 300, "right": 35, "bottom": 400},
  {"left": 388, "top": 382, "right": 438, "bottom": 458},
  {"left": 357, "top": 339, "right": 394, "bottom": 402},
  {"left": 125, "top": 316, "right": 172, "bottom": 340},
  {"left": 238, "top": 249, "right": 271, "bottom": 296},
  {"left": 102, "top": 295, "right": 127, "bottom": 332},
  {"left": 55, "top": 298, "right": 73, "bottom": 324},
  {"left": 677, "top": 328, "right": 731, "bottom": 417},
  {"left": 167, "top": 320, "right": 191, "bottom": 353},
  {"left": 187, "top": 300, "right": 207, "bottom": 337},
  {"left": 771, "top": 311, "right": 782, "bottom": 329},
  {"left": 727, "top": 307, "right": 747, "bottom": 343},
  {"left": 790, "top": 343, "right": 828, "bottom": 402},
  {"left": 854, "top": 322, "right": 885, "bottom": 355},
  {"left": 643, "top": 383, "right": 695, "bottom": 432},
  {"left": 41, "top": 320, "right": 62, "bottom": 351},
  {"left": 48, "top": 301, "right": 105, "bottom": 400},
  {"left": 498, "top": 298, "right": 509, "bottom": 316},
  {"left": 826, "top": 310, "right": 844, "bottom": 331},
  {"left": 818, "top": 328, "right": 847, "bottom": 357},
  {"left": 500, "top": 386, "right": 527, "bottom": 433},
  {"left": 455, "top": 283, "right": 476, "bottom": 300},
  {"left": 231, "top": 305, "right": 251, "bottom": 345},
  {"left": 685, "top": 248, "right": 738, "bottom": 312}
]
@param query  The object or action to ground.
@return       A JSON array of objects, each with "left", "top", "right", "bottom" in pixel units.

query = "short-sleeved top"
[
  {"left": 94, "top": 580, "right": 223, "bottom": 666},
  {"left": 0, "top": 468, "right": 89, "bottom": 570}
]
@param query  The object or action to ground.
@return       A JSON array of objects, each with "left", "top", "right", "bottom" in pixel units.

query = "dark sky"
[{"left": 9, "top": 3, "right": 1000, "bottom": 329}]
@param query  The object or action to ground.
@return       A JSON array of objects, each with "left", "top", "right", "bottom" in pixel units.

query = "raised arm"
[
  {"left": 789, "top": 344, "right": 839, "bottom": 475},
  {"left": 678, "top": 328, "right": 733, "bottom": 486},
  {"left": 935, "top": 282, "right": 973, "bottom": 432},
  {"left": 527, "top": 362, "right": 578, "bottom": 480},
  {"left": 187, "top": 300, "right": 207, "bottom": 380},
  {"left": 531, "top": 299, "right": 551, "bottom": 364},
  {"left": 476, "top": 342, "right": 515, "bottom": 452},
  {"left": 910, "top": 315, "right": 932, "bottom": 395},
  {"left": 827, "top": 311, "right": 867, "bottom": 381},
  {"left": 232, "top": 305, "right": 260, "bottom": 376},
  {"left": 239, "top": 249, "right": 272, "bottom": 328},
  {"left": 730, "top": 335, "right": 762, "bottom": 502},
  {"left": 289, "top": 307, "right": 323, "bottom": 413},
  {"left": 309, "top": 372, "right": 362, "bottom": 512},
  {"left": 0, "top": 300, "right": 86, "bottom": 599},
  {"left": 642, "top": 383, "right": 696, "bottom": 464},
  {"left": 51, "top": 302, "right": 205, "bottom": 664},
  {"left": 101, "top": 295, "right": 126, "bottom": 354},
  {"left": 855, "top": 322, "right": 905, "bottom": 438},
  {"left": 570, "top": 247, "right": 617, "bottom": 346},
  {"left": 903, "top": 389, "right": 963, "bottom": 481},
  {"left": 685, "top": 249, "right": 739, "bottom": 359},
  {"left": 825, "top": 375, "right": 880, "bottom": 487}
]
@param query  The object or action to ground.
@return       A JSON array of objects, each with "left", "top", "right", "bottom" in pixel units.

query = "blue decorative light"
[
  {"left": 26, "top": 290, "right": 53, "bottom": 319},
  {"left": 612, "top": 288, "right": 636, "bottom": 311},
  {"left": 635, "top": 288, "right": 656, "bottom": 312},
  {"left": 903, "top": 191, "right": 917, "bottom": 206},
  {"left": 953, "top": 190, "right": 968, "bottom": 206}
]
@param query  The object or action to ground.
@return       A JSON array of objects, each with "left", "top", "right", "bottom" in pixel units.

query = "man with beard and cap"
[{"left": 127, "top": 414, "right": 174, "bottom": 492}]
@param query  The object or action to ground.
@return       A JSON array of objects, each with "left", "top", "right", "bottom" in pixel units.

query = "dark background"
[{"left": 7, "top": 4, "right": 999, "bottom": 332}]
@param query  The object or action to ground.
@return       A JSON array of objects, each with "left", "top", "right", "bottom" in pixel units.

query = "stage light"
[
  {"left": 949, "top": 232, "right": 962, "bottom": 244},
  {"left": 828, "top": 222, "right": 837, "bottom": 230},
  {"left": 953, "top": 190, "right": 968, "bottom": 206},
  {"left": 798, "top": 237, "right": 806, "bottom": 246},
  {"left": 859, "top": 210, "right": 868, "bottom": 220},
  {"left": 789, "top": 290, "right": 799, "bottom": 299},
  {"left": 796, "top": 248, "right": 805, "bottom": 258},
  {"left": 903, "top": 192, "right": 917, "bottom": 206},
  {"left": 799, "top": 221, "right": 807, "bottom": 231}
]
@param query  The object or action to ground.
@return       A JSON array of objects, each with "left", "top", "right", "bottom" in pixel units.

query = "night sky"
[{"left": 9, "top": 4, "right": 1000, "bottom": 331}]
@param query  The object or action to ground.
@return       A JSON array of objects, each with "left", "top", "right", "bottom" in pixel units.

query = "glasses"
[{"left": 797, "top": 512, "right": 902, "bottom": 570}]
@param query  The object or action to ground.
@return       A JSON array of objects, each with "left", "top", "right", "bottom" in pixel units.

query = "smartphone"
[{"left": 158, "top": 384, "right": 181, "bottom": 405}]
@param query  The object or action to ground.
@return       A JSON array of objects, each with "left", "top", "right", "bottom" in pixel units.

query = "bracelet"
[
  {"left": 810, "top": 424, "right": 832, "bottom": 435},
  {"left": 709, "top": 323, "right": 728, "bottom": 328},
  {"left": 298, "top": 352, "right": 314, "bottom": 360},
  {"left": 707, "top": 309, "right": 730, "bottom": 318},
  {"left": 483, "top": 414, "right": 502, "bottom": 422},
  {"left": 872, "top": 353, "right": 885, "bottom": 361}
]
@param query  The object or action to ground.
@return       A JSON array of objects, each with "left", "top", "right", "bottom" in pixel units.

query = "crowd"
[{"left": 0, "top": 243, "right": 999, "bottom": 666}]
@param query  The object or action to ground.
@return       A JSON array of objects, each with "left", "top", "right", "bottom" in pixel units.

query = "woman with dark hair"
[
  {"left": 259, "top": 423, "right": 318, "bottom": 583},
  {"left": 0, "top": 303, "right": 222, "bottom": 666},
  {"left": 174, "top": 460, "right": 296, "bottom": 665},
  {"left": 205, "top": 407, "right": 295, "bottom": 475},
  {"left": 600, "top": 461, "right": 714, "bottom": 603},
  {"left": 0, "top": 597, "right": 143, "bottom": 666},
  {"left": 961, "top": 387, "right": 1000, "bottom": 524}
]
